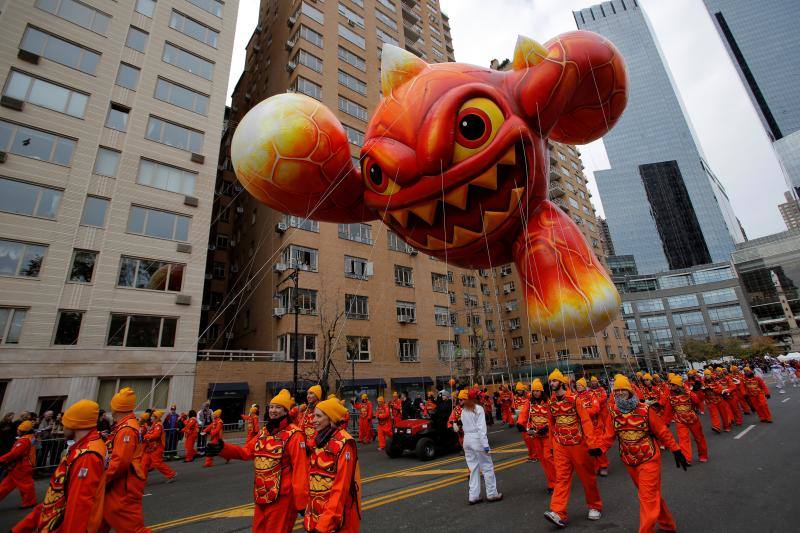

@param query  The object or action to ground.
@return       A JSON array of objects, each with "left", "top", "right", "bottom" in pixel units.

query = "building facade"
[
  {"left": 703, "top": 0, "right": 800, "bottom": 197},
  {"left": 0, "top": 0, "right": 239, "bottom": 414},
  {"left": 616, "top": 262, "right": 759, "bottom": 371},
  {"left": 731, "top": 229, "right": 800, "bottom": 352},
  {"left": 778, "top": 191, "right": 800, "bottom": 230},
  {"left": 195, "top": 0, "right": 630, "bottom": 414},
  {"left": 574, "top": 1, "right": 744, "bottom": 275}
]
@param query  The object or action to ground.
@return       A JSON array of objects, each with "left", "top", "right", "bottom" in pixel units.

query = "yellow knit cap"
[
  {"left": 688, "top": 369, "right": 697, "bottom": 375},
  {"left": 140, "top": 412, "right": 150, "bottom": 421},
  {"left": 590, "top": 376, "right": 598, "bottom": 382},
  {"left": 730, "top": 365, "right": 738, "bottom": 372},
  {"left": 249, "top": 405, "right": 258, "bottom": 413},
  {"left": 704, "top": 369, "right": 712, "bottom": 376},
  {"left": 18, "top": 420, "right": 34, "bottom": 432},
  {"left": 744, "top": 366, "right": 752, "bottom": 372},
  {"left": 653, "top": 373, "right": 661, "bottom": 379},
  {"left": 63, "top": 400, "right": 99, "bottom": 430},
  {"left": 669, "top": 374, "right": 683, "bottom": 387},
  {"left": 576, "top": 378, "right": 587, "bottom": 389},
  {"left": 308, "top": 385, "right": 323, "bottom": 401},
  {"left": 636, "top": 371, "right": 643, "bottom": 377},
  {"left": 458, "top": 389, "right": 469, "bottom": 400},
  {"left": 392, "top": 391, "right": 398, "bottom": 397},
  {"left": 531, "top": 379, "right": 544, "bottom": 392},
  {"left": 270, "top": 389, "right": 293, "bottom": 411},
  {"left": 316, "top": 398, "right": 348, "bottom": 424},
  {"left": 213, "top": 409, "right": 222, "bottom": 418},
  {"left": 152, "top": 410, "right": 164, "bottom": 419},
  {"left": 377, "top": 396, "right": 385, "bottom": 403},
  {"left": 643, "top": 373, "right": 652, "bottom": 381},
  {"left": 361, "top": 393, "right": 368, "bottom": 400},
  {"left": 548, "top": 368, "right": 568, "bottom": 384},
  {"left": 110, "top": 387, "right": 137, "bottom": 412},
  {"left": 715, "top": 367, "right": 724, "bottom": 373},
  {"left": 515, "top": 381, "right": 525, "bottom": 391},
  {"left": 613, "top": 374, "right": 633, "bottom": 392}
]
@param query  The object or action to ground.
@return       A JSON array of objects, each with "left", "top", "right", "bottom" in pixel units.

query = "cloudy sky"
[{"left": 227, "top": 0, "right": 788, "bottom": 239}]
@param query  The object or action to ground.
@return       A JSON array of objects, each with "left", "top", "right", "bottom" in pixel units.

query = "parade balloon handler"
[
  {"left": 662, "top": 375, "right": 708, "bottom": 465},
  {"left": 206, "top": 390, "right": 309, "bottom": 533},
  {"left": 517, "top": 378, "right": 556, "bottom": 492},
  {"left": 461, "top": 389, "right": 502, "bottom": 505},
  {"left": 0, "top": 420, "right": 37, "bottom": 509}
]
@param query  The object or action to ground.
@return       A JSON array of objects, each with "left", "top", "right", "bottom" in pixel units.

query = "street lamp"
[{"left": 277, "top": 267, "right": 301, "bottom": 397}]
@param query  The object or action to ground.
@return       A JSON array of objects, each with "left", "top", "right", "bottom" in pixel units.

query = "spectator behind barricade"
[
  {"left": 0, "top": 412, "right": 16, "bottom": 455},
  {"left": 51, "top": 412, "right": 66, "bottom": 464},
  {"left": 401, "top": 392, "right": 414, "bottom": 419},
  {"left": 35, "top": 410, "right": 56, "bottom": 469},
  {"left": 198, "top": 401, "right": 213, "bottom": 454},
  {"left": 97, "top": 409, "right": 111, "bottom": 438},
  {"left": 164, "top": 405, "right": 180, "bottom": 459}
]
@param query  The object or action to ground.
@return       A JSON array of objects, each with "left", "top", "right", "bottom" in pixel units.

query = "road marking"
[
  {"left": 782, "top": 397, "right": 791, "bottom": 403},
  {"left": 734, "top": 424, "right": 756, "bottom": 440},
  {"left": 149, "top": 440, "right": 525, "bottom": 530},
  {"left": 143, "top": 493, "right": 152, "bottom": 497}
]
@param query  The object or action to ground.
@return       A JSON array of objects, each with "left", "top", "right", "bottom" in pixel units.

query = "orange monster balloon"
[{"left": 232, "top": 32, "right": 628, "bottom": 337}]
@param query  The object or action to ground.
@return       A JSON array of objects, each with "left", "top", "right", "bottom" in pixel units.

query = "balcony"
[
  {"left": 405, "top": 41, "right": 424, "bottom": 58},
  {"left": 549, "top": 184, "right": 566, "bottom": 199},
  {"left": 404, "top": 22, "right": 422, "bottom": 41},
  {"left": 402, "top": 3, "right": 419, "bottom": 23}
]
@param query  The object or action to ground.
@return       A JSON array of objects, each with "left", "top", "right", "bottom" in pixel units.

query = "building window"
[
  {"left": 344, "top": 255, "right": 370, "bottom": 279},
  {"left": 299, "top": 25, "right": 324, "bottom": 48},
  {"left": 118, "top": 256, "right": 185, "bottom": 292},
  {"left": 464, "top": 294, "right": 478, "bottom": 307},
  {"left": 145, "top": 116, "right": 204, "bottom": 153},
  {"left": 296, "top": 49, "right": 323, "bottom": 73},
  {"left": 338, "top": 96, "right": 368, "bottom": 121},
  {"left": 212, "top": 261, "right": 225, "bottom": 279},
  {"left": 502, "top": 281, "right": 515, "bottom": 293},
  {"left": 702, "top": 287, "right": 738, "bottom": 305},
  {"left": 437, "top": 340, "right": 455, "bottom": 361},
  {"left": 115, "top": 63, "right": 140, "bottom": 90},
  {"left": 338, "top": 24, "right": 365, "bottom": 49},
  {"left": 125, "top": 27, "right": 149, "bottom": 53},
  {"left": 135, "top": 0, "right": 156, "bottom": 17},
  {"left": 693, "top": 267, "right": 734, "bottom": 284},
  {"left": 169, "top": 10, "right": 219, "bottom": 48},
  {"left": 500, "top": 264, "right": 513, "bottom": 276},
  {"left": 581, "top": 345, "right": 599, "bottom": 358},
  {"left": 186, "top": 0, "right": 223, "bottom": 18},
  {"left": 338, "top": 46, "right": 366, "bottom": 71},
  {"left": 486, "top": 319, "right": 495, "bottom": 332},
  {"left": 388, "top": 231, "right": 413, "bottom": 253},
  {"left": 127, "top": 206, "right": 190, "bottom": 241},
  {"left": 666, "top": 294, "right": 699, "bottom": 309},
  {"left": 338, "top": 223, "right": 372, "bottom": 244},
  {"left": 344, "top": 126, "right": 365, "bottom": 146},
  {"left": 279, "top": 288, "right": 318, "bottom": 314},
  {"left": 707, "top": 305, "right": 744, "bottom": 321},
  {"left": 509, "top": 317, "right": 521, "bottom": 330},
  {"left": 162, "top": 42, "right": 214, "bottom": 80},
  {"left": 155, "top": 78, "right": 209, "bottom": 115},
  {"left": 80, "top": 196, "right": 109, "bottom": 228},
  {"left": 461, "top": 274, "right": 476, "bottom": 288},
  {"left": 377, "top": 0, "right": 397, "bottom": 12},
  {"left": 396, "top": 301, "right": 416, "bottom": 323},
  {"left": 346, "top": 336, "right": 371, "bottom": 361},
  {"left": 338, "top": 70, "right": 367, "bottom": 96},
  {"left": 280, "top": 333, "right": 317, "bottom": 361},
  {"left": 20, "top": 26, "right": 100, "bottom": 75},
  {"left": 640, "top": 315, "right": 669, "bottom": 329},
  {"left": 137, "top": 159, "right": 197, "bottom": 196},
  {"left": 0, "top": 120, "right": 76, "bottom": 166},
  {"left": 715, "top": 319, "right": 749, "bottom": 336},
  {"left": 394, "top": 265, "right": 413, "bottom": 287},
  {"left": 376, "top": 27, "right": 398, "bottom": 46},
  {"left": 283, "top": 245, "right": 318, "bottom": 271},
  {"left": 434, "top": 305, "right": 449, "bottom": 326},
  {"left": 34, "top": 0, "right": 110, "bottom": 34},
  {"left": 215, "top": 234, "right": 229, "bottom": 250},
  {"left": 449, "top": 291, "right": 456, "bottom": 304},
  {"left": 0, "top": 240, "right": 46, "bottom": 278},
  {"left": 374, "top": 8, "right": 398, "bottom": 30},
  {"left": 53, "top": 310, "right": 83, "bottom": 345},
  {"left": 105, "top": 104, "right": 130, "bottom": 132},
  {"left": 0, "top": 177, "right": 62, "bottom": 220},
  {"left": 107, "top": 314, "right": 177, "bottom": 348},
  {"left": 298, "top": 1, "right": 324, "bottom": 24},
  {"left": 398, "top": 338, "right": 419, "bottom": 362},
  {"left": 345, "top": 294, "right": 369, "bottom": 320},
  {"left": 68, "top": 250, "right": 97, "bottom": 283},
  {"left": 3, "top": 70, "right": 88, "bottom": 118},
  {"left": 93, "top": 147, "right": 121, "bottom": 177},
  {"left": 0, "top": 308, "right": 27, "bottom": 344},
  {"left": 338, "top": 2, "right": 365, "bottom": 27},
  {"left": 431, "top": 273, "right": 448, "bottom": 293},
  {"left": 635, "top": 298, "right": 664, "bottom": 313},
  {"left": 660, "top": 274, "right": 692, "bottom": 289},
  {"left": 512, "top": 336, "right": 523, "bottom": 349},
  {"left": 292, "top": 76, "right": 322, "bottom": 100},
  {"left": 97, "top": 377, "right": 169, "bottom": 411},
  {"left": 505, "top": 300, "right": 518, "bottom": 312}
]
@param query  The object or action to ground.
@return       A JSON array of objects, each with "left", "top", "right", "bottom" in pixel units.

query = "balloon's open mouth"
[{"left": 385, "top": 142, "right": 527, "bottom": 251}]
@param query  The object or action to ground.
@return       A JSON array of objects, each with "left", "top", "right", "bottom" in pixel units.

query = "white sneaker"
[{"left": 587, "top": 509, "right": 601, "bottom": 520}]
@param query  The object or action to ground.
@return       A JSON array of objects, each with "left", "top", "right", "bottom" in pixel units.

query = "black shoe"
[
  {"left": 547, "top": 487, "right": 554, "bottom": 494},
  {"left": 468, "top": 498, "right": 483, "bottom": 505}
]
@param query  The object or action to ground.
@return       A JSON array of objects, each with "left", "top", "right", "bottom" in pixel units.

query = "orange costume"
[
  {"left": 588, "top": 377, "right": 610, "bottom": 474},
  {"left": 742, "top": 368, "right": 772, "bottom": 423},
  {"left": 102, "top": 410, "right": 148, "bottom": 533},
  {"left": 375, "top": 398, "right": 392, "bottom": 450},
  {"left": 729, "top": 367, "right": 752, "bottom": 415},
  {"left": 220, "top": 390, "right": 308, "bottom": 533},
  {"left": 304, "top": 399, "right": 361, "bottom": 533},
  {"left": 203, "top": 411, "right": 224, "bottom": 467},
  {"left": 302, "top": 385, "right": 323, "bottom": 448},
  {"left": 448, "top": 400, "right": 464, "bottom": 447},
  {"left": 355, "top": 395, "right": 373, "bottom": 444},
  {"left": 600, "top": 375, "right": 686, "bottom": 533},
  {"left": 663, "top": 376, "right": 708, "bottom": 464},
  {"left": 718, "top": 370, "right": 744, "bottom": 426},
  {"left": 14, "top": 401, "right": 106, "bottom": 533},
  {"left": 0, "top": 424, "right": 37, "bottom": 508},
  {"left": 242, "top": 407, "right": 261, "bottom": 443},
  {"left": 546, "top": 370, "right": 602, "bottom": 524},
  {"left": 143, "top": 412, "right": 176, "bottom": 481},
  {"left": 702, "top": 371, "right": 733, "bottom": 432},
  {"left": 499, "top": 387, "right": 513, "bottom": 426},
  {"left": 182, "top": 417, "right": 199, "bottom": 462},
  {"left": 517, "top": 380, "right": 556, "bottom": 491},
  {"left": 389, "top": 394, "right": 403, "bottom": 427},
  {"left": 575, "top": 379, "right": 607, "bottom": 477}
]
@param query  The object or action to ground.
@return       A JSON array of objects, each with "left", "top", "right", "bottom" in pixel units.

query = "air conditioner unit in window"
[
  {"left": 208, "top": 244, "right": 216, "bottom": 251},
  {"left": 364, "top": 262, "right": 374, "bottom": 277},
  {"left": 286, "top": 61, "right": 297, "bottom": 73},
  {"left": 348, "top": 19, "right": 356, "bottom": 27},
  {"left": 409, "top": 249, "right": 418, "bottom": 256},
  {"left": 204, "top": 273, "right": 212, "bottom": 280},
  {"left": 274, "top": 263, "right": 288, "bottom": 272},
  {"left": 505, "top": 304, "right": 513, "bottom": 312},
  {"left": 236, "top": 206, "right": 244, "bottom": 214},
  {"left": 285, "top": 38, "right": 297, "bottom": 51},
  {"left": 276, "top": 222, "right": 288, "bottom": 233},
  {"left": 287, "top": 15, "right": 297, "bottom": 27},
  {"left": 503, "top": 289, "right": 510, "bottom": 294},
  {"left": 273, "top": 307, "right": 286, "bottom": 317},
  {"left": 225, "top": 332, "right": 235, "bottom": 339},
  {"left": 398, "top": 316, "right": 413, "bottom": 323},
  {"left": 229, "top": 240, "right": 237, "bottom": 247}
]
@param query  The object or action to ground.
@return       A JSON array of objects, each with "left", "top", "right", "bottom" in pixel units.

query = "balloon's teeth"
[
  {"left": 388, "top": 208, "right": 409, "bottom": 227},
  {"left": 482, "top": 210, "right": 507, "bottom": 233},
  {"left": 451, "top": 225, "right": 483, "bottom": 247},
  {"left": 442, "top": 185, "right": 469, "bottom": 210},
  {"left": 498, "top": 147, "right": 516, "bottom": 166},
  {"left": 471, "top": 165, "right": 498, "bottom": 190},
  {"left": 409, "top": 200, "right": 438, "bottom": 225}
]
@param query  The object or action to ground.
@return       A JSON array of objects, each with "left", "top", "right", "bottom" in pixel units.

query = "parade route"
[{"left": 2, "top": 392, "right": 798, "bottom": 532}]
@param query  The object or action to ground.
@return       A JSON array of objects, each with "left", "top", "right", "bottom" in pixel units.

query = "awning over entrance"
[
  {"left": 266, "top": 380, "right": 313, "bottom": 395},
  {"left": 392, "top": 376, "right": 434, "bottom": 386},
  {"left": 207, "top": 382, "right": 249, "bottom": 399},
  {"left": 337, "top": 378, "right": 387, "bottom": 388}
]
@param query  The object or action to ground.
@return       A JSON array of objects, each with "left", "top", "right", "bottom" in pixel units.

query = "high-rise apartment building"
[
  {"left": 0, "top": 0, "right": 239, "bottom": 414},
  {"left": 574, "top": 1, "right": 744, "bottom": 275},
  {"left": 779, "top": 191, "right": 800, "bottom": 230},
  {"left": 195, "top": 0, "right": 629, "bottom": 414},
  {"left": 703, "top": 0, "right": 800, "bottom": 199}
]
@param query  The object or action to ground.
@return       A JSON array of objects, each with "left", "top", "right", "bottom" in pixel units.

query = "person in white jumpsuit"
[
  {"left": 771, "top": 364, "right": 786, "bottom": 393},
  {"left": 460, "top": 389, "right": 503, "bottom": 504}
]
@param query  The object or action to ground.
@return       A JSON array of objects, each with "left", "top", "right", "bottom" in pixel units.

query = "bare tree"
[{"left": 299, "top": 291, "right": 347, "bottom": 396}]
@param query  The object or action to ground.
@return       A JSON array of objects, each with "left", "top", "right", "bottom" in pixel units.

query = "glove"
[
  {"left": 588, "top": 448, "right": 602, "bottom": 457},
  {"left": 516, "top": 424, "right": 525, "bottom": 433},
  {"left": 673, "top": 450, "right": 688, "bottom": 470},
  {"left": 484, "top": 447, "right": 491, "bottom": 453},
  {"left": 297, "top": 509, "right": 306, "bottom": 518},
  {"left": 536, "top": 426, "right": 549, "bottom": 437},
  {"left": 692, "top": 381, "right": 702, "bottom": 391},
  {"left": 766, "top": 394, "right": 771, "bottom": 399},
  {"left": 204, "top": 439, "right": 224, "bottom": 457}
]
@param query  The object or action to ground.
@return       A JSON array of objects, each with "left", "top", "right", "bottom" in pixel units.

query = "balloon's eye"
[
  {"left": 369, "top": 164, "right": 383, "bottom": 188},
  {"left": 363, "top": 157, "right": 400, "bottom": 196},
  {"left": 452, "top": 98, "right": 505, "bottom": 162},
  {"left": 458, "top": 112, "right": 488, "bottom": 143}
]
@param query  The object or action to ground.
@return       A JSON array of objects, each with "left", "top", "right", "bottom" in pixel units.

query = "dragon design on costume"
[{"left": 232, "top": 31, "right": 628, "bottom": 336}]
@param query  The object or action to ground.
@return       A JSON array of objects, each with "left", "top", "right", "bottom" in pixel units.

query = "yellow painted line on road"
[
  {"left": 150, "top": 439, "right": 526, "bottom": 531},
  {"left": 394, "top": 468, "right": 470, "bottom": 476}
]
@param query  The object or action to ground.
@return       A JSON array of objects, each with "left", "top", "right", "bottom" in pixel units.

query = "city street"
[{"left": 1, "top": 390, "right": 798, "bottom": 532}]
